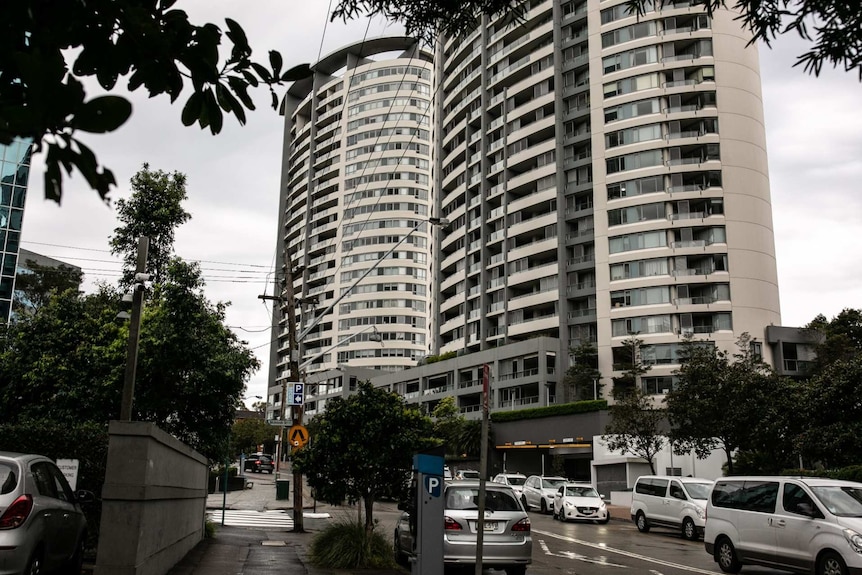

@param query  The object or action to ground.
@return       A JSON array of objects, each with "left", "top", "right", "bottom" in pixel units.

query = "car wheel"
[
  {"left": 540, "top": 499, "right": 548, "bottom": 514},
  {"left": 682, "top": 517, "right": 698, "bottom": 541},
  {"left": 635, "top": 511, "right": 650, "bottom": 533},
  {"left": 716, "top": 537, "right": 742, "bottom": 574},
  {"left": 24, "top": 548, "right": 43, "bottom": 575},
  {"left": 505, "top": 566, "right": 526, "bottom": 575},
  {"left": 818, "top": 551, "right": 848, "bottom": 575},
  {"left": 599, "top": 515, "right": 610, "bottom": 524}
]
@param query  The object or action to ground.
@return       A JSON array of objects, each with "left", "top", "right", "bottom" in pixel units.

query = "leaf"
[
  {"left": 227, "top": 76, "right": 255, "bottom": 110},
  {"left": 250, "top": 62, "right": 273, "bottom": 83},
  {"left": 181, "top": 92, "right": 203, "bottom": 127},
  {"left": 203, "top": 88, "right": 223, "bottom": 134},
  {"left": 216, "top": 83, "right": 245, "bottom": 124},
  {"left": 269, "top": 50, "right": 283, "bottom": 78},
  {"left": 281, "top": 62, "right": 312, "bottom": 82},
  {"left": 224, "top": 18, "right": 249, "bottom": 50},
  {"left": 73, "top": 96, "right": 132, "bottom": 134}
]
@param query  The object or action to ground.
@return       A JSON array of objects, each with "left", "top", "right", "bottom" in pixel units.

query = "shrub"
[{"left": 308, "top": 519, "right": 397, "bottom": 569}]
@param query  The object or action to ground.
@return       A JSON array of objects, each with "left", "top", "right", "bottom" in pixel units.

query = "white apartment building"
[{"left": 269, "top": 0, "right": 782, "bottom": 417}]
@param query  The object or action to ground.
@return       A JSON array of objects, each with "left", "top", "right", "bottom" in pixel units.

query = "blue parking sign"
[{"left": 424, "top": 475, "right": 442, "bottom": 498}]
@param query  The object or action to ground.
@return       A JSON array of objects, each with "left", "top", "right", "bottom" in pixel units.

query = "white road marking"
[
  {"left": 540, "top": 540, "right": 628, "bottom": 568},
  {"left": 207, "top": 509, "right": 295, "bottom": 530},
  {"left": 533, "top": 529, "right": 722, "bottom": 575}
]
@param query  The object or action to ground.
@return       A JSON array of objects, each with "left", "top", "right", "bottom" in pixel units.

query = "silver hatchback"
[
  {"left": 0, "top": 452, "right": 93, "bottom": 575},
  {"left": 394, "top": 481, "right": 532, "bottom": 575}
]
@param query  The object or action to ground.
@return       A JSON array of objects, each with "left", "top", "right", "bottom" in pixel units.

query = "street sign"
[
  {"left": 266, "top": 419, "right": 292, "bottom": 427},
  {"left": 288, "top": 382, "right": 304, "bottom": 405},
  {"left": 288, "top": 424, "right": 309, "bottom": 448}
]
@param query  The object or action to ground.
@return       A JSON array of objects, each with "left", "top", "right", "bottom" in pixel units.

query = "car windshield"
[
  {"left": 507, "top": 477, "right": 527, "bottom": 486},
  {"left": 683, "top": 482, "right": 712, "bottom": 500},
  {"left": 565, "top": 486, "right": 598, "bottom": 497},
  {"left": 446, "top": 487, "right": 521, "bottom": 512},
  {"left": 0, "top": 463, "right": 17, "bottom": 495},
  {"left": 811, "top": 486, "right": 862, "bottom": 517},
  {"left": 542, "top": 478, "right": 566, "bottom": 489}
]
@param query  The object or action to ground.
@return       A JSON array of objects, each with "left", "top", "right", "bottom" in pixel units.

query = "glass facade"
[{"left": 0, "top": 139, "right": 32, "bottom": 322}]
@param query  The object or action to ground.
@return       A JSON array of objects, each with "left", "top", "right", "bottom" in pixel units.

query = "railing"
[
  {"left": 671, "top": 240, "right": 707, "bottom": 248},
  {"left": 566, "top": 254, "right": 595, "bottom": 266},
  {"left": 459, "top": 379, "right": 482, "bottom": 389},
  {"left": 568, "top": 308, "right": 597, "bottom": 319},
  {"left": 567, "top": 280, "right": 597, "bottom": 293},
  {"left": 669, "top": 210, "right": 706, "bottom": 220},
  {"left": 500, "top": 395, "right": 540, "bottom": 408},
  {"left": 783, "top": 359, "right": 812, "bottom": 372},
  {"left": 498, "top": 368, "right": 542, "bottom": 381},
  {"left": 674, "top": 296, "right": 716, "bottom": 305}
]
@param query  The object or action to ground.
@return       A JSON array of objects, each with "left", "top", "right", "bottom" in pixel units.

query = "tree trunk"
[
  {"left": 364, "top": 496, "right": 375, "bottom": 536},
  {"left": 724, "top": 447, "right": 734, "bottom": 475}
]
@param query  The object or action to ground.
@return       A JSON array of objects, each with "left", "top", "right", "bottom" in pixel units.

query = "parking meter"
[{"left": 412, "top": 452, "right": 444, "bottom": 575}]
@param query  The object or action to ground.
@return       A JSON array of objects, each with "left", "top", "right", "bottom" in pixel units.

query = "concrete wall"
[{"left": 94, "top": 421, "right": 209, "bottom": 575}]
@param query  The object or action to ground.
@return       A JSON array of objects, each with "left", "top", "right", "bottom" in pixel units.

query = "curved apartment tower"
[
  {"left": 435, "top": 0, "right": 781, "bottom": 397},
  {"left": 269, "top": 38, "right": 436, "bottom": 409}
]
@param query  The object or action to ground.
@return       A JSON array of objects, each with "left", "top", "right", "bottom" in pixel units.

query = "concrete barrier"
[{"left": 94, "top": 421, "right": 209, "bottom": 575}]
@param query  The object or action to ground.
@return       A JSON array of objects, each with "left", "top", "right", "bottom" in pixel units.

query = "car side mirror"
[
  {"left": 600, "top": 494, "right": 605, "bottom": 500},
  {"left": 75, "top": 489, "right": 95, "bottom": 504}
]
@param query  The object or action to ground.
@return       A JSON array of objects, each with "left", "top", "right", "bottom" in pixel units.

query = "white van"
[
  {"left": 631, "top": 475, "right": 714, "bottom": 540},
  {"left": 704, "top": 476, "right": 862, "bottom": 574}
]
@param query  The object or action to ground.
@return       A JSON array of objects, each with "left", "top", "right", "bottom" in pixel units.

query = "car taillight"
[
  {"left": 511, "top": 517, "right": 531, "bottom": 532},
  {"left": 0, "top": 495, "right": 33, "bottom": 529},
  {"left": 444, "top": 516, "right": 462, "bottom": 530}
]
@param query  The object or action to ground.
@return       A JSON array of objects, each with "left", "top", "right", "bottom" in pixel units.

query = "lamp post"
[{"left": 281, "top": 216, "right": 447, "bottom": 532}]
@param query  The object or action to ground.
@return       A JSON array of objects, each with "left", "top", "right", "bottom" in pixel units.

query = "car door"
[
  {"left": 554, "top": 485, "right": 565, "bottom": 515},
  {"left": 665, "top": 479, "right": 687, "bottom": 528},
  {"left": 736, "top": 480, "right": 779, "bottom": 565},
  {"left": 772, "top": 482, "right": 823, "bottom": 572},
  {"left": 524, "top": 477, "right": 538, "bottom": 509},
  {"left": 30, "top": 461, "right": 77, "bottom": 569}
]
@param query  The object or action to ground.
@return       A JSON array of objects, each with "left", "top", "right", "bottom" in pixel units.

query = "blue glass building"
[{"left": 0, "top": 139, "right": 33, "bottom": 322}]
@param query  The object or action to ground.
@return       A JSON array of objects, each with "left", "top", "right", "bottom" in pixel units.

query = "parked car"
[
  {"left": 705, "top": 476, "right": 862, "bottom": 574},
  {"left": 454, "top": 469, "right": 480, "bottom": 480},
  {"left": 522, "top": 475, "right": 567, "bottom": 514},
  {"left": 0, "top": 451, "right": 94, "bottom": 575},
  {"left": 630, "top": 475, "right": 714, "bottom": 540},
  {"left": 393, "top": 480, "right": 532, "bottom": 575},
  {"left": 492, "top": 473, "right": 528, "bottom": 499},
  {"left": 553, "top": 482, "right": 609, "bottom": 523},
  {"left": 243, "top": 453, "right": 274, "bottom": 474}
]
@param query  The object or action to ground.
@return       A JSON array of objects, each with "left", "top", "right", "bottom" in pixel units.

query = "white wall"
[{"left": 593, "top": 435, "right": 728, "bottom": 481}]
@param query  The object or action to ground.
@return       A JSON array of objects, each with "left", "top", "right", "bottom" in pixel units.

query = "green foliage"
[
  {"left": 110, "top": 165, "right": 191, "bottom": 286},
  {"left": 563, "top": 342, "right": 602, "bottom": 402},
  {"left": 231, "top": 418, "right": 277, "bottom": 457},
  {"left": 424, "top": 351, "right": 457, "bottom": 364},
  {"left": 795, "top": 355, "right": 862, "bottom": 468},
  {"left": 490, "top": 400, "right": 607, "bottom": 423},
  {"left": 805, "top": 309, "right": 862, "bottom": 374},
  {"left": 602, "top": 387, "right": 666, "bottom": 474},
  {"left": 293, "top": 382, "right": 436, "bottom": 531},
  {"left": 12, "top": 259, "right": 83, "bottom": 316},
  {"left": 611, "top": 336, "right": 650, "bottom": 397},
  {"left": 432, "top": 396, "right": 465, "bottom": 457},
  {"left": 667, "top": 334, "right": 798, "bottom": 475},
  {"left": 0, "top": 421, "right": 109, "bottom": 552},
  {"left": 779, "top": 466, "right": 862, "bottom": 482},
  {"left": 204, "top": 519, "right": 217, "bottom": 539},
  {"left": 133, "top": 259, "right": 260, "bottom": 462},
  {"left": 1, "top": 2, "right": 302, "bottom": 201},
  {"left": 308, "top": 519, "right": 396, "bottom": 569},
  {"left": 332, "top": 0, "right": 530, "bottom": 47}
]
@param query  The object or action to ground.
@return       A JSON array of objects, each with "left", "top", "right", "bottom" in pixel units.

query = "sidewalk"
[{"left": 166, "top": 473, "right": 632, "bottom": 575}]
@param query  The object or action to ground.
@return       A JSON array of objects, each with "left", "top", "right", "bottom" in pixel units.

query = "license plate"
[{"left": 481, "top": 521, "right": 497, "bottom": 531}]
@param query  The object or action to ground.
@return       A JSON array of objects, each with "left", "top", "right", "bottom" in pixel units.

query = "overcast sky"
[{"left": 21, "top": 2, "right": 862, "bottom": 403}]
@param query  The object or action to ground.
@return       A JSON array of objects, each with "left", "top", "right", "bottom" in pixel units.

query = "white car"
[
  {"left": 553, "top": 482, "right": 609, "bottom": 523},
  {"left": 492, "top": 473, "right": 527, "bottom": 500},
  {"left": 522, "top": 475, "right": 567, "bottom": 514}
]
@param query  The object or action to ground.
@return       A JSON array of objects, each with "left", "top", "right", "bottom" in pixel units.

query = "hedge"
[
  {"left": 780, "top": 466, "right": 862, "bottom": 482},
  {"left": 490, "top": 400, "right": 608, "bottom": 423}
]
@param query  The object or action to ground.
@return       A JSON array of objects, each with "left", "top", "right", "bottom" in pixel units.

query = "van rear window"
[
  {"left": 712, "top": 480, "right": 778, "bottom": 513},
  {"left": 636, "top": 478, "right": 668, "bottom": 497}
]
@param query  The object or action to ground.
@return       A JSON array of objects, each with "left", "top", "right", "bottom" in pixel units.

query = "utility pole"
[
  {"left": 283, "top": 260, "right": 305, "bottom": 533},
  {"left": 120, "top": 236, "right": 149, "bottom": 421}
]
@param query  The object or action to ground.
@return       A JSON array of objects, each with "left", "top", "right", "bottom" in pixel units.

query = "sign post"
[
  {"left": 412, "top": 452, "right": 444, "bottom": 575},
  {"left": 474, "top": 364, "right": 491, "bottom": 575}
]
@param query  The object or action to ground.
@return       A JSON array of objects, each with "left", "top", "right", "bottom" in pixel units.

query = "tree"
[
  {"left": 602, "top": 387, "right": 666, "bottom": 474},
  {"left": 563, "top": 342, "right": 602, "bottom": 402},
  {"left": 293, "top": 382, "right": 436, "bottom": 534},
  {"left": 231, "top": 418, "right": 276, "bottom": 456},
  {"left": 133, "top": 259, "right": 260, "bottom": 461},
  {"left": 611, "top": 335, "right": 650, "bottom": 397},
  {"left": 110, "top": 165, "right": 191, "bottom": 286},
  {"left": 805, "top": 309, "right": 862, "bottom": 373},
  {"left": 667, "top": 334, "right": 785, "bottom": 475},
  {"left": 11, "top": 258, "right": 84, "bottom": 316},
  {"left": 1, "top": 1, "right": 311, "bottom": 202},
  {"left": 795, "top": 355, "right": 862, "bottom": 467},
  {"left": 432, "top": 396, "right": 466, "bottom": 458}
]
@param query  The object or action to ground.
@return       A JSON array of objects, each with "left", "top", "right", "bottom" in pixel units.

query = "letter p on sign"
[{"left": 425, "top": 475, "right": 442, "bottom": 498}]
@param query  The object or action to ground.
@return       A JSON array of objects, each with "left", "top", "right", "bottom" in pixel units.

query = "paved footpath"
[{"left": 166, "top": 469, "right": 631, "bottom": 575}]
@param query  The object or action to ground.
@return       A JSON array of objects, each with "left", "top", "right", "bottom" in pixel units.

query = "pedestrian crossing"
[{"left": 207, "top": 509, "right": 295, "bottom": 530}]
